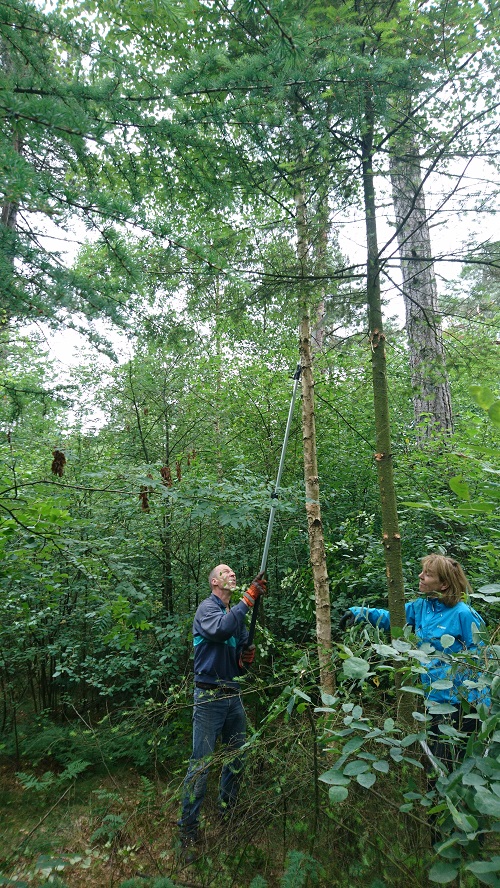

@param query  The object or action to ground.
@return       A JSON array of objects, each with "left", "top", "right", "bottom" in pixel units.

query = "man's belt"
[{"left": 195, "top": 681, "right": 238, "bottom": 693}]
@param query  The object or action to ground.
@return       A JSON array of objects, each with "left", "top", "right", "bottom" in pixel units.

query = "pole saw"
[{"left": 247, "top": 363, "right": 302, "bottom": 647}]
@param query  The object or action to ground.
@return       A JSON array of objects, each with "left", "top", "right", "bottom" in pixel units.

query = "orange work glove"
[
  {"left": 238, "top": 644, "right": 256, "bottom": 669},
  {"left": 241, "top": 571, "right": 267, "bottom": 608}
]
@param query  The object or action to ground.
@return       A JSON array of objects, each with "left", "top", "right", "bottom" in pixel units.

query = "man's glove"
[
  {"left": 238, "top": 644, "right": 256, "bottom": 669},
  {"left": 339, "top": 610, "right": 356, "bottom": 631},
  {"left": 241, "top": 572, "right": 267, "bottom": 608}
]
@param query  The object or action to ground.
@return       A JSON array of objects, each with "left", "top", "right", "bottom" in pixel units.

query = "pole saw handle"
[
  {"left": 247, "top": 595, "right": 260, "bottom": 648},
  {"left": 245, "top": 363, "right": 301, "bottom": 650}
]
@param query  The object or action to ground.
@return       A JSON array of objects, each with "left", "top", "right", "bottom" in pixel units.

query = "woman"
[{"left": 340, "top": 554, "right": 489, "bottom": 762}]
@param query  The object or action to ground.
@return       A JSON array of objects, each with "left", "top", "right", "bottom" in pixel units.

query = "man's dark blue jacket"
[{"left": 193, "top": 594, "right": 250, "bottom": 689}]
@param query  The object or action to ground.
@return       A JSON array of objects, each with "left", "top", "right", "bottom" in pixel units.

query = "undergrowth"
[{"left": 0, "top": 685, "right": 438, "bottom": 888}]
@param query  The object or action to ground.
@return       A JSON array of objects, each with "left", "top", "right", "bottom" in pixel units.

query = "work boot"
[
  {"left": 217, "top": 801, "right": 234, "bottom": 824},
  {"left": 178, "top": 829, "right": 200, "bottom": 864}
]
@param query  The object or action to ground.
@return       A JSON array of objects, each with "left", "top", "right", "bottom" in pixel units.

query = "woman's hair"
[{"left": 421, "top": 554, "right": 472, "bottom": 607}]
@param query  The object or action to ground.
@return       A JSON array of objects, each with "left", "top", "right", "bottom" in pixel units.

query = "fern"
[
  {"left": 90, "top": 813, "right": 125, "bottom": 844},
  {"left": 281, "top": 850, "right": 321, "bottom": 888},
  {"left": 16, "top": 771, "right": 55, "bottom": 792}
]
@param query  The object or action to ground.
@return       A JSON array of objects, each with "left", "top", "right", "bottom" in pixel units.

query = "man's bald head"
[{"left": 209, "top": 564, "right": 236, "bottom": 599}]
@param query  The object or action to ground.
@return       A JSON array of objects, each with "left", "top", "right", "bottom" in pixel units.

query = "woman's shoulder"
[{"left": 453, "top": 599, "right": 484, "bottom": 623}]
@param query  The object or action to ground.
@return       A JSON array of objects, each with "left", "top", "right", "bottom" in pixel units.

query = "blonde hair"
[{"left": 421, "top": 554, "right": 472, "bottom": 607}]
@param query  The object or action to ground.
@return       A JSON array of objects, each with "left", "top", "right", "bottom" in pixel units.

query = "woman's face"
[{"left": 418, "top": 565, "right": 448, "bottom": 598}]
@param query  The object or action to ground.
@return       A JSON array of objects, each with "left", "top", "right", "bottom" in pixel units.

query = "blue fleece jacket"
[
  {"left": 192, "top": 593, "right": 250, "bottom": 689},
  {"left": 349, "top": 597, "right": 488, "bottom": 706}
]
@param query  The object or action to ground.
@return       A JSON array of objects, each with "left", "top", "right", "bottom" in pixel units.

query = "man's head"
[
  {"left": 209, "top": 564, "right": 237, "bottom": 602},
  {"left": 418, "top": 554, "right": 470, "bottom": 607}
]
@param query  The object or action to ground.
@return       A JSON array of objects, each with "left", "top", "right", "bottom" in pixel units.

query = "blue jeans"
[{"left": 178, "top": 687, "right": 247, "bottom": 837}]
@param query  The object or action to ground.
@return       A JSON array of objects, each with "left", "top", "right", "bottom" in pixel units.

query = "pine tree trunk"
[
  {"left": 389, "top": 141, "right": 453, "bottom": 437},
  {"left": 295, "top": 190, "right": 334, "bottom": 696}
]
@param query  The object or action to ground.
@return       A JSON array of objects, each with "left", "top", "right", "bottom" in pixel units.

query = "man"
[{"left": 178, "top": 563, "right": 266, "bottom": 855}]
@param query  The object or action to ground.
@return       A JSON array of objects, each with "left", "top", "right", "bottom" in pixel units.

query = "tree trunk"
[
  {"left": 161, "top": 384, "right": 174, "bottom": 614},
  {"left": 311, "top": 194, "right": 330, "bottom": 355},
  {"left": 389, "top": 140, "right": 453, "bottom": 437},
  {"left": 295, "top": 190, "right": 334, "bottom": 696},
  {"left": 0, "top": 60, "right": 22, "bottom": 346},
  {"left": 361, "top": 90, "right": 407, "bottom": 637}
]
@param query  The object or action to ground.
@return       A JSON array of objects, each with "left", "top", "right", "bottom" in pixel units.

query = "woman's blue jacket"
[{"left": 349, "top": 597, "right": 487, "bottom": 706}]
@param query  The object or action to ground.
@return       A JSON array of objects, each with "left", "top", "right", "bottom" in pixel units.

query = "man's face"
[
  {"left": 418, "top": 565, "right": 448, "bottom": 598},
  {"left": 212, "top": 565, "right": 237, "bottom": 592}
]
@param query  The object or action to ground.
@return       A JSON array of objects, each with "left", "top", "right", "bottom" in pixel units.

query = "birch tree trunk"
[
  {"left": 389, "top": 141, "right": 453, "bottom": 438},
  {"left": 295, "top": 189, "right": 334, "bottom": 696}
]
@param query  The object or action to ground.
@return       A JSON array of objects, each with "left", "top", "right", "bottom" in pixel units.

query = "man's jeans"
[{"left": 178, "top": 687, "right": 247, "bottom": 837}]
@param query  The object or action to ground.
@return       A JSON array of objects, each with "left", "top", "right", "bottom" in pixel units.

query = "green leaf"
[
  {"left": 426, "top": 703, "right": 458, "bottom": 715},
  {"left": 342, "top": 657, "right": 371, "bottom": 680},
  {"left": 328, "top": 785, "right": 349, "bottom": 803},
  {"left": 357, "top": 771, "right": 376, "bottom": 788},
  {"left": 446, "top": 796, "right": 478, "bottom": 833},
  {"left": 344, "top": 736, "right": 366, "bottom": 754},
  {"left": 449, "top": 476, "right": 470, "bottom": 501},
  {"left": 474, "top": 789, "right": 500, "bottom": 817},
  {"left": 440, "top": 634, "right": 455, "bottom": 649},
  {"left": 319, "top": 769, "right": 350, "bottom": 786},
  {"left": 488, "top": 402, "right": 500, "bottom": 427},
  {"left": 373, "top": 760, "right": 389, "bottom": 773},
  {"left": 466, "top": 858, "right": 500, "bottom": 875},
  {"left": 400, "top": 685, "right": 425, "bottom": 697},
  {"left": 478, "top": 584, "right": 500, "bottom": 596},
  {"left": 344, "top": 760, "right": 370, "bottom": 777},
  {"left": 438, "top": 723, "right": 464, "bottom": 738},
  {"left": 456, "top": 502, "right": 495, "bottom": 515},
  {"left": 428, "top": 861, "right": 459, "bottom": 883},
  {"left": 463, "top": 772, "right": 487, "bottom": 787},
  {"left": 470, "top": 385, "right": 496, "bottom": 409}
]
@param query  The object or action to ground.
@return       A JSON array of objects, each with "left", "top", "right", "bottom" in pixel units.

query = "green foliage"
[
  {"left": 0, "top": 4, "right": 498, "bottom": 884},
  {"left": 280, "top": 850, "right": 322, "bottom": 887},
  {"left": 119, "top": 880, "right": 177, "bottom": 888},
  {"left": 317, "top": 624, "right": 500, "bottom": 885},
  {"left": 90, "top": 812, "right": 125, "bottom": 844},
  {"left": 17, "top": 759, "right": 89, "bottom": 793}
]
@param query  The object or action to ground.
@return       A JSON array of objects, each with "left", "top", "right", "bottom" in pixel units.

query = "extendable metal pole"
[{"left": 247, "top": 363, "right": 302, "bottom": 646}]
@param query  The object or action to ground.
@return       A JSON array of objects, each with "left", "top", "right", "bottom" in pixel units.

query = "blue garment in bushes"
[{"left": 349, "top": 597, "right": 488, "bottom": 706}]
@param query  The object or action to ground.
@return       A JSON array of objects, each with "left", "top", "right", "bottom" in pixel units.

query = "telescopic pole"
[{"left": 247, "top": 363, "right": 302, "bottom": 647}]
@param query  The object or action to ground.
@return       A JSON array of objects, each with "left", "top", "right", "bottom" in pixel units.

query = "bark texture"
[
  {"left": 295, "top": 190, "right": 334, "bottom": 696},
  {"left": 390, "top": 143, "right": 453, "bottom": 437},
  {"left": 361, "top": 92, "right": 407, "bottom": 637}
]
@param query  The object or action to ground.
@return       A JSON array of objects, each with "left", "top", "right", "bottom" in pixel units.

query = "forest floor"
[{"left": 0, "top": 761, "right": 293, "bottom": 888}]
